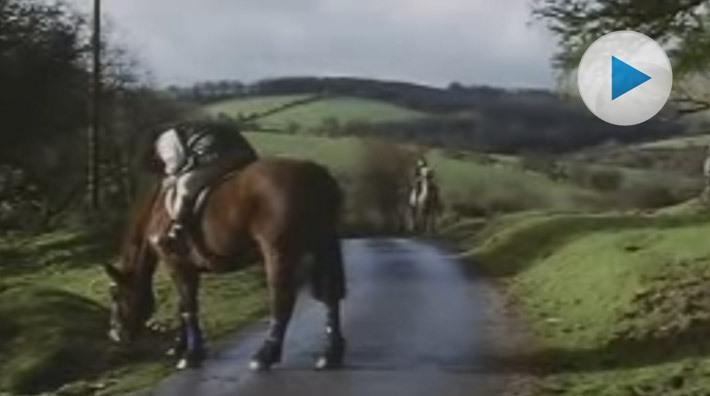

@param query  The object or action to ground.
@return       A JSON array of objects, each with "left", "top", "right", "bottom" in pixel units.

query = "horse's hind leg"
[
  {"left": 311, "top": 234, "right": 346, "bottom": 370},
  {"left": 250, "top": 243, "right": 298, "bottom": 371}
]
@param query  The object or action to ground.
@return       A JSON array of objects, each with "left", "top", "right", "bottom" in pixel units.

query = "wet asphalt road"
[{"left": 146, "top": 239, "right": 514, "bottom": 396}]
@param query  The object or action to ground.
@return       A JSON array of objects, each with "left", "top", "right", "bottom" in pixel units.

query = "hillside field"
[
  {"left": 245, "top": 132, "right": 705, "bottom": 215},
  {"left": 204, "top": 94, "right": 429, "bottom": 131},
  {"left": 245, "top": 132, "right": 601, "bottom": 214}
]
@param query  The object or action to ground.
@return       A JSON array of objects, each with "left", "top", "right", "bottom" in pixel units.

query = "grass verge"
[
  {"left": 444, "top": 205, "right": 710, "bottom": 395},
  {"left": 0, "top": 230, "right": 267, "bottom": 395}
]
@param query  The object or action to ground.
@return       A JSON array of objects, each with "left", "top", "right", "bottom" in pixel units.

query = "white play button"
[{"left": 577, "top": 30, "right": 673, "bottom": 126}]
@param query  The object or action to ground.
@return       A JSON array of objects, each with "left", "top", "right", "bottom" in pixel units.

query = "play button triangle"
[{"left": 611, "top": 56, "right": 651, "bottom": 100}]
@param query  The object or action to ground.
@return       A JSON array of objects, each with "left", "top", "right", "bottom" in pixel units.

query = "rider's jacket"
[
  {"left": 154, "top": 121, "right": 258, "bottom": 176},
  {"left": 415, "top": 164, "right": 431, "bottom": 181}
]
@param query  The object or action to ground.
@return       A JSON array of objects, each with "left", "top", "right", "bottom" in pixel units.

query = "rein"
[{"left": 123, "top": 182, "right": 163, "bottom": 278}]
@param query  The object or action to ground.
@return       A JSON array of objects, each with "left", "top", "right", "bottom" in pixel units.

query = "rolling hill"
[
  {"left": 190, "top": 76, "right": 685, "bottom": 153},
  {"left": 244, "top": 132, "right": 692, "bottom": 215},
  {"left": 204, "top": 94, "right": 429, "bottom": 131},
  {"left": 246, "top": 131, "right": 601, "bottom": 214}
]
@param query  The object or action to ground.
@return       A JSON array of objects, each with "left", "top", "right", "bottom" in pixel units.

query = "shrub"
[
  {"left": 619, "top": 185, "right": 679, "bottom": 209},
  {"left": 345, "top": 139, "right": 416, "bottom": 233},
  {"left": 285, "top": 122, "right": 301, "bottom": 135},
  {"left": 566, "top": 163, "right": 624, "bottom": 192},
  {"left": 520, "top": 151, "right": 558, "bottom": 175},
  {"left": 448, "top": 183, "right": 546, "bottom": 218},
  {"left": 588, "top": 169, "right": 623, "bottom": 192}
]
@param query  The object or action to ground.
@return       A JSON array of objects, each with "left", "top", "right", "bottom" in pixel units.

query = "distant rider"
[
  {"left": 413, "top": 157, "right": 433, "bottom": 192},
  {"left": 150, "top": 120, "right": 258, "bottom": 254}
]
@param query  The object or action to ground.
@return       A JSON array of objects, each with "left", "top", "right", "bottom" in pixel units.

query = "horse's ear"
[{"left": 104, "top": 263, "right": 125, "bottom": 284}]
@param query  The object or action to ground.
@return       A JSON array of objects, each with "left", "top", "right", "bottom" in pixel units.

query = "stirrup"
[
  {"left": 161, "top": 224, "right": 189, "bottom": 255},
  {"left": 167, "top": 223, "right": 184, "bottom": 239}
]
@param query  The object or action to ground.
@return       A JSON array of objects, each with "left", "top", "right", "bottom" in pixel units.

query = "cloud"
[{"left": 71, "top": 0, "right": 557, "bottom": 88}]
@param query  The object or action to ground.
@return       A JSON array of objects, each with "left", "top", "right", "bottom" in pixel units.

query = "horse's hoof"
[
  {"left": 175, "top": 349, "right": 206, "bottom": 369},
  {"left": 314, "top": 351, "right": 344, "bottom": 370},
  {"left": 176, "top": 357, "right": 203, "bottom": 370},
  {"left": 314, "top": 355, "right": 342, "bottom": 370},
  {"left": 314, "top": 339, "right": 345, "bottom": 370},
  {"left": 249, "top": 340, "right": 282, "bottom": 372},
  {"left": 249, "top": 359, "right": 270, "bottom": 372},
  {"left": 176, "top": 358, "right": 194, "bottom": 370}
]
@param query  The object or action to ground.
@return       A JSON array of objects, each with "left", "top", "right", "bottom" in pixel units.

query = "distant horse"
[
  {"left": 408, "top": 175, "right": 442, "bottom": 234},
  {"left": 104, "top": 158, "right": 346, "bottom": 371}
]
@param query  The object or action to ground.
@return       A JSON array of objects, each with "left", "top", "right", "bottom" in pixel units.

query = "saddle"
[{"left": 162, "top": 169, "right": 248, "bottom": 268}]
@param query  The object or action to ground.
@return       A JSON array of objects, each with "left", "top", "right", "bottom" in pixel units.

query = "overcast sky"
[{"left": 70, "top": 0, "right": 557, "bottom": 89}]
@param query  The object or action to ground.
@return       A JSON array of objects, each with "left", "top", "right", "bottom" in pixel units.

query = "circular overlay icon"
[{"left": 577, "top": 30, "right": 672, "bottom": 126}]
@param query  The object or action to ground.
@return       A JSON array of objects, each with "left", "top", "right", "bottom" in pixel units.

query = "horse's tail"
[
  {"left": 310, "top": 166, "right": 346, "bottom": 302},
  {"left": 311, "top": 231, "right": 346, "bottom": 302},
  {"left": 324, "top": 167, "right": 344, "bottom": 221}
]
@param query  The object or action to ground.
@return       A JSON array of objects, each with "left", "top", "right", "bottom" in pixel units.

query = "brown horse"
[{"left": 104, "top": 158, "right": 346, "bottom": 371}]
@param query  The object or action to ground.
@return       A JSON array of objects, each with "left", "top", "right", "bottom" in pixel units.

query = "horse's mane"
[{"left": 120, "top": 180, "right": 162, "bottom": 271}]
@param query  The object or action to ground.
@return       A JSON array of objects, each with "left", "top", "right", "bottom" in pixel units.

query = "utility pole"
[{"left": 88, "top": 0, "right": 101, "bottom": 209}]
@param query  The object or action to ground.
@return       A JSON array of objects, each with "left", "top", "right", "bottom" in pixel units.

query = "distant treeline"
[
  {"left": 168, "top": 76, "right": 556, "bottom": 112},
  {"left": 332, "top": 102, "right": 681, "bottom": 153},
  {"left": 334, "top": 117, "right": 679, "bottom": 154},
  {"left": 172, "top": 77, "right": 686, "bottom": 154}
]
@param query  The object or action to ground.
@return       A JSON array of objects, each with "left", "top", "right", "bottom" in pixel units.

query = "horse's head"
[
  {"left": 104, "top": 255, "right": 156, "bottom": 343},
  {"left": 105, "top": 182, "right": 163, "bottom": 343}
]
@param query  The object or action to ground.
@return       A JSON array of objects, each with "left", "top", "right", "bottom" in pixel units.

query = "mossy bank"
[{"left": 447, "top": 202, "right": 710, "bottom": 395}]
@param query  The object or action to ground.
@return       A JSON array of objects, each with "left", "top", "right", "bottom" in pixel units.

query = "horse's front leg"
[
  {"left": 170, "top": 265, "right": 206, "bottom": 369},
  {"left": 177, "top": 311, "right": 206, "bottom": 369},
  {"left": 165, "top": 315, "right": 187, "bottom": 358},
  {"left": 409, "top": 206, "right": 417, "bottom": 233}
]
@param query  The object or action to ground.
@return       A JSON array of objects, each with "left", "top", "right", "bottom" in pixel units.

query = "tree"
[
  {"left": 0, "top": 0, "right": 189, "bottom": 228},
  {"left": 0, "top": 0, "right": 89, "bottom": 219},
  {"left": 532, "top": 0, "right": 710, "bottom": 114}
]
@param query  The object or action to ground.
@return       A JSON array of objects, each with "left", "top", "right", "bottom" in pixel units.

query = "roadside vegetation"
[
  {"left": 0, "top": 230, "right": 267, "bottom": 395},
  {"left": 445, "top": 200, "right": 710, "bottom": 395}
]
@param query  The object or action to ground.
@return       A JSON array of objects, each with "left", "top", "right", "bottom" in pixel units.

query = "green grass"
[
  {"left": 203, "top": 94, "right": 315, "bottom": 120},
  {"left": 428, "top": 151, "right": 600, "bottom": 212},
  {"left": 205, "top": 95, "right": 429, "bottom": 131},
  {"left": 583, "top": 162, "right": 697, "bottom": 192},
  {"left": 246, "top": 132, "right": 603, "bottom": 215},
  {"left": 0, "top": 231, "right": 267, "bottom": 395},
  {"left": 448, "top": 207, "right": 710, "bottom": 395},
  {"left": 258, "top": 96, "right": 427, "bottom": 130},
  {"left": 245, "top": 132, "right": 362, "bottom": 175},
  {"left": 637, "top": 134, "right": 710, "bottom": 149}
]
